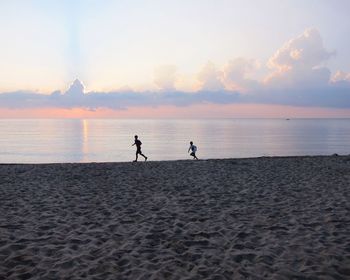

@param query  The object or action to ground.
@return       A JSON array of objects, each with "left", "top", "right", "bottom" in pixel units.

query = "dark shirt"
[{"left": 135, "top": 139, "right": 142, "bottom": 149}]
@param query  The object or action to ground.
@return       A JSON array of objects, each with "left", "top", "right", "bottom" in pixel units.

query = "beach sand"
[{"left": 1, "top": 156, "right": 350, "bottom": 279}]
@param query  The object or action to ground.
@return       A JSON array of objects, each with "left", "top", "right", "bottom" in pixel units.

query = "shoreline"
[
  {"left": 0, "top": 153, "right": 348, "bottom": 165},
  {"left": 1, "top": 155, "right": 350, "bottom": 279}
]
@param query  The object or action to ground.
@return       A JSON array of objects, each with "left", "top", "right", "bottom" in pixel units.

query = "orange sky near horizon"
[{"left": 1, "top": 104, "right": 350, "bottom": 119}]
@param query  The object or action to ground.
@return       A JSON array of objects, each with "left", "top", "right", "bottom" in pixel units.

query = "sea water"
[{"left": 0, "top": 119, "right": 349, "bottom": 163}]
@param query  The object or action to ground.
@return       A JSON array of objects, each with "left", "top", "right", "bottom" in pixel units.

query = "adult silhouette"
[{"left": 132, "top": 135, "right": 148, "bottom": 162}]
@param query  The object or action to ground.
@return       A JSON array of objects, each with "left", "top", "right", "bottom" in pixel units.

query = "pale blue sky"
[{"left": 0, "top": 0, "right": 349, "bottom": 92}]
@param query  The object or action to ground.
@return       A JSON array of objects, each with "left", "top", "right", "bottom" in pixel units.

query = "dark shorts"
[
  {"left": 136, "top": 149, "right": 142, "bottom": 154},
  {"left": 190, "top": 152, "right": 196, "bottom": 156}
]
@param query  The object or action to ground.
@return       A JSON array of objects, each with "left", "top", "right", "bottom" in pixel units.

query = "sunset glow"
[
  {"left": 1, "top": 104, "right": 350, "bottom": 119},
  {"left": 0, "top": 0, "right": 349, "bottom": 117}
]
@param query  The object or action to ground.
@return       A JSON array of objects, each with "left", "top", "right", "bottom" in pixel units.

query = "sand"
[{"left": 0, "top": 156, "right": 350, "bottom": 279}]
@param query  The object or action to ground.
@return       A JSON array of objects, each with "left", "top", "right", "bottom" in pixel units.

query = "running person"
[
  {"left": 188, "top": 141, "right": 198, "bottom": 160},
  {"left": 132, "top": 135, "right": 148, "bottom": 162}
]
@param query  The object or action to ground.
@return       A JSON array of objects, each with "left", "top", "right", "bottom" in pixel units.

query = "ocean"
[{"left": 0, "top": 119, "right": 349, "bottom": 163}]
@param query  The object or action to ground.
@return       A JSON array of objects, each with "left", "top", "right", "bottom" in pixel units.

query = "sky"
[{"left": 0, "top": 0, "right": 349, "bottom": 118}]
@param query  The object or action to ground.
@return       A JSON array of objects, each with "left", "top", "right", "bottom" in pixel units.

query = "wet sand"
[{"left": 0, "top": 156, "right": 350, "bottom": 279}]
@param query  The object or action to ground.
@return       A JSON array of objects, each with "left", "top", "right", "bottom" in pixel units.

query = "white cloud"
[
  {"left": 197, "top": 61, "right": 224, "bottom": 91},
  {"left": 222, "top": 58, "right": 260, "bottom": 91},
  {"left": 266, "top": 28, "right": 334, "bottom": 88},
  {"left": 332, "top": 70, "right": 350, "bottom": 83},
  {"left": 153, "top": 65, "right": 177, "bottom": 91}
]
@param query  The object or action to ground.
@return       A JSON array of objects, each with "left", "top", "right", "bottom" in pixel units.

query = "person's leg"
[
  {"left": 134, "top": 152, "right": 139, "bottom": 162},
  {"left": 140, "top": 153, "right": 148, "bottom": 161}
]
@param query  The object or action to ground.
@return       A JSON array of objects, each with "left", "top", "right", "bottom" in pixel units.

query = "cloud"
[
  {"left": 0, "top": 78, "right": 347, "bottom": 110},
  {"left": 332, "top": 71, "right": 350, "bottom": 85},
  {"left": 0, "top": 79, "right": 240, "bottom": 110},
  {"left": 197, "top": 61, "right": 224, "bottom": 91},
  {"left": 65, "top": 79, "right": 85, "bottom": 96},
  {"left": 222, "top": 58, "right": 260, "bottom": 91},
  {"left": 244, "top": 87, "right": 350, "bottom": 108},
  {"left": 153, "top": 65, "right": 177, "bottom": 91},
  {"left": 329, "top": 71, "right": 350, "bottom": 92},
  {"left": 0, "top": 28, "right": 349, "bottom": 111},
  {"left": 266, "top": 28, "right": 334, "bottom": 88}
]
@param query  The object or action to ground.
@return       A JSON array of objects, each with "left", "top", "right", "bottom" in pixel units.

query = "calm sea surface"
[{"left": 0, "top": 119, "right": 349, "bottom": 163}]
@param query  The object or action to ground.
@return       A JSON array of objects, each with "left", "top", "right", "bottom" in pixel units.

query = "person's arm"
[{"left": 132, "top": 142, "right": 135, "bottom": 146}]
